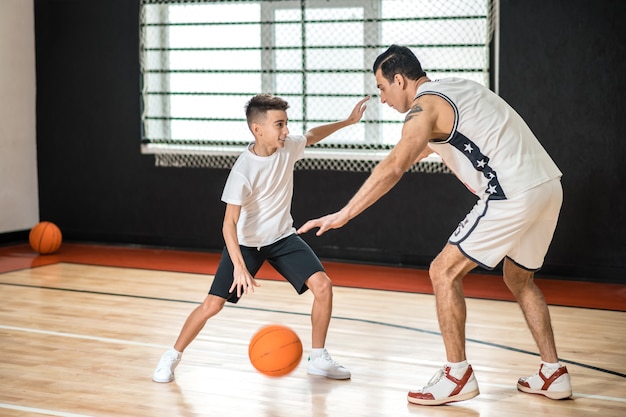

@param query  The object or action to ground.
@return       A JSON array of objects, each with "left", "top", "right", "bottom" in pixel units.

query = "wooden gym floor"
[{"left": 0, "top": 243, "right": 625, "bottom": 417}]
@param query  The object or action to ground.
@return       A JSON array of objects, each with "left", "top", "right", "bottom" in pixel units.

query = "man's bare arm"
[{"left": 297, "top": 99, "right": 436, "bottom": 236}]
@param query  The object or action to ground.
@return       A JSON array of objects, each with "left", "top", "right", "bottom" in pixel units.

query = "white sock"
[
  {"left": 447, "top": 360, "right": 469, "bottom": 379},
  {"left": 541, "top": 361, "right": 560, "bottom": 371},
  {"left": 310, "top": 348, "right": 325, "bottom": 359},
  {"left": 447, "top": 360, "right": 469, "bottom": 369}
]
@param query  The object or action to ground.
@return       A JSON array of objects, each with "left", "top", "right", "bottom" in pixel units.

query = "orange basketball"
[
  {"left": 248, "top": 324, "right": 303, "bottom": 377},
  {"left": 29, "top": 221, "right": 62, "bottom": 255}
]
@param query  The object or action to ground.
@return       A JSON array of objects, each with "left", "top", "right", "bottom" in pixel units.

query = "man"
[
  {"left": 153, "top": 94, "right": 369, "bottom": 383},
  {"left": 297, "top": 45, "right": 572, "bottom": 405}
]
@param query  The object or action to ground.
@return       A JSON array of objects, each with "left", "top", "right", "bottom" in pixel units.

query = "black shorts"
[{"left": 209, "top": 234, "right": 325, "bottom": 304}]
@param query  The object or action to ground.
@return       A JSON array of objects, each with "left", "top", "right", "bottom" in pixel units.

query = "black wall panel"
[
  {"left": 498, "top": 0, "right": 626, "bottom": 281},
  {"left": 32, "top": 0, "right": 625, "bottom": 283}
]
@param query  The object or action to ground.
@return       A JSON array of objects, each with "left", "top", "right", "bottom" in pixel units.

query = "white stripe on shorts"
[{"left": 449, "top": 179, "right": 563, "bottom": 270}]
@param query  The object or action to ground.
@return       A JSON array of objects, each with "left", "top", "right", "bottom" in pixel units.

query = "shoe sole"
[
  {"left": 307, "top": 368, "right": 351, "bottom": 380},
  {"left": 517, "top": 384, "right": 572, "bottom": 400},
  {"left": 152, "top": 375, "right": 174, "bottom": 383},
  {"left": 407, "top": 388, "right": 480, "bottom": 406}
]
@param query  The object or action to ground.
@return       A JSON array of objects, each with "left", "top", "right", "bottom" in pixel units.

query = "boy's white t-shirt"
[{"left": 221, "top": 135, "right": 307, "bottom": 247}]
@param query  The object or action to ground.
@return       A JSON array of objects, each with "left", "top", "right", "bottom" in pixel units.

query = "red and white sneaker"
[
  {"left": 517, "top": 364, "right": 572, "bottom": 399},
  {"left": 407, "top": 365, "right": 480, "bottom": 406}
]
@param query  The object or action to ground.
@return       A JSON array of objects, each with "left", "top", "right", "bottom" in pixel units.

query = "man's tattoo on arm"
[{"left": 404, "top": 103, "right": 423, "bottom": 123}]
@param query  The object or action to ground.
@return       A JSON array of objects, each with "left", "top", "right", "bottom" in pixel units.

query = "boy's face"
[{"left": 254, "top": 110, "right": 289, "bottom": 149}]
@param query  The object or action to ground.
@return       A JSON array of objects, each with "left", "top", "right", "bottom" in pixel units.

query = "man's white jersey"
[{"left": 417, "top": 78, "right": 562, "bottom": 200}]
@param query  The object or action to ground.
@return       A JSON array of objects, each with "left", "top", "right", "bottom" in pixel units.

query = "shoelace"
[
  {"left": 523, "top": 365, "right": 558, "bottom": 382},
  {"left": 160, "top": 352, "right": 178, "bottom": 367},
  {"left": 322, "top": 350, "right": 337, "bottom": 365},
  {"left": 423, "top": 367, "right": 446, "bottom": 389},
  {"left": 316, "top": 350, "right": 340, "bottom": 366}
]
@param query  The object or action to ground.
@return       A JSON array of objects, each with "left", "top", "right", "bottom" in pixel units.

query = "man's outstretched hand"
[{"left": 297, "top": 210, "right": 350, "bottom": 236}]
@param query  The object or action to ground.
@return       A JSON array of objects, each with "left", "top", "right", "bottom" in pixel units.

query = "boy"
[{"left": 153, "top": 94, "right": 369, "bottom": 383}]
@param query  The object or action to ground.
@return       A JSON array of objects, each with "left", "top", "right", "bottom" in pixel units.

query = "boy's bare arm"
[
  {"left": 223, "top": 203, "right": 259, "bottom": 297},
  {"left": 305, "top": 96, "right": 370, "bottom": 145}
]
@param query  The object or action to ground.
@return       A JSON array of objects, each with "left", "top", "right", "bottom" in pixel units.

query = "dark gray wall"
[
  {"left": 29, "top": 0, "right": 625, "bottom": 283},
  {"left": 497, "top": 0, "right": 626, "bottom": 281}
]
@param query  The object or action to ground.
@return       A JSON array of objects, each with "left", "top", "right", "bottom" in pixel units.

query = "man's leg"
[
  {"left": 503, "top": 257, "right": 572, "bottom": 399},
  {"left": 502, "top": 258, "right": 558, "bottom": 362},
  {"left": 429, "top": 244, "right": 478, "bottom": 363},
  {"left": 407, "top": 244, "right": 480, "bottom": 405}
]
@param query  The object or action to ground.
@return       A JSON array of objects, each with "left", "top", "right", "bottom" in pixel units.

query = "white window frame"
[{"left": 140, "top": 0, "right": 497, "bottom": 172}]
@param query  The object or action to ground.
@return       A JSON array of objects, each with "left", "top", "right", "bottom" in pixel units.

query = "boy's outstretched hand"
[
  {"left": 347, "top": 96, "right": 370, "bottom": 125},
  {"left": 299, "top": 96, "right": 370, "bottom": 235},
  {"left": 305, "top": 96, "right": 370, "bottom": 145}
]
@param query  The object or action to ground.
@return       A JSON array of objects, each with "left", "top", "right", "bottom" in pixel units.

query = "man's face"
[{"left": 375, "top": 69, "right": 409, "bottom": 113}]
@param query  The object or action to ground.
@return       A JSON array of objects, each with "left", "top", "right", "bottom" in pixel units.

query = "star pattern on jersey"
[
  {"left": 487, "top": 184, "right": 498, "bottom": 194},
  {"left": 450, "top": 134, "right": 507, "bottom": 200}
]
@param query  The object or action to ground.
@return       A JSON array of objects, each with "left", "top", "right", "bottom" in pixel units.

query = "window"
[{"left": 140, "top": 0, "right": 497, "bottom": 172}]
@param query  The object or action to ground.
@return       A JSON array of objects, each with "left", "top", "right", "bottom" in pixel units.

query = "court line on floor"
[
  {"left": 0, "top": 324, "right": 169, "bottom": 348},
  {"left": 2, "top": 323, "right": 625, "bottom": 404},
  {"left": 0, "top": 403, "right": 94, "bottom": 417},
  {"left": 2, "top": 281, "right": 626, "bottom": 380},
  {"left": 476, "top": 383, "right": 626, "bottom": 403}
]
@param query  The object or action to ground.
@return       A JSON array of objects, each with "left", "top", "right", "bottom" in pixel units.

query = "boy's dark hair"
[
  {"left": 372, "top": 44, "right": 426, "bottom": 84},
  {"left": 245, "top": 94, "right": 290, "bottom": 126}
]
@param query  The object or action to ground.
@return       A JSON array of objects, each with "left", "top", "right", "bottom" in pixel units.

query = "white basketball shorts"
[{"left": 449, "top": 178, "right": 563, "bottom": 270}]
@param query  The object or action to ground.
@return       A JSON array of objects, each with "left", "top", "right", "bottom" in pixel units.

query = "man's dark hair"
[
  {"left": 245, "top": 94, "right": 290, "bottom": 126},
  {"left": 372, "top": 44, "right": 426, "bottom": 83}
]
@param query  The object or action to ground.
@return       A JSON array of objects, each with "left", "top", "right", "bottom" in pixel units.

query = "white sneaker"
[
  {"left": 407, "top": 365, "right": 480, "bottom": 405},
  {"left": 517, "top": 364, "right": 572, "bottom": 399},
  {"left": 306, "top": 349, "right": 351, "bottom": 380},
  {"left": 153, "top": 349, "right": 181, "bottom": 383}
]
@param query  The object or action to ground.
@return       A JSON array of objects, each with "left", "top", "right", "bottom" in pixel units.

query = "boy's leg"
[
  {"left": 173, "top": 295, "right": 227, "bottom": 352},
  {"left": 154, "top": 246, "right": 262, "bottom": 383},
  {"left": 153, "top": 294, "right": 226, "bottom": 383},
  {"left": 265, "top": 235, "right": 350, "bottom": 379},
  {"left": 265, "top": 235, "right": 332, "bottom": 348},
  {"left": 304, "top": 271, "right": 332, "bottom": 349},
  {"left": 304, "top": 271, "right": 350, "bottom": 380}
]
